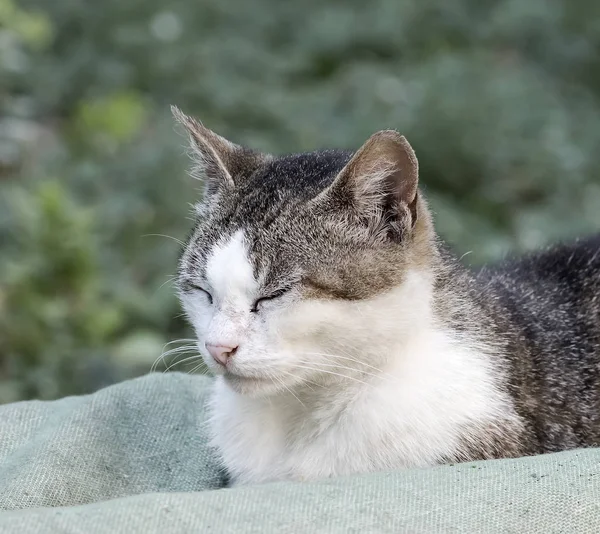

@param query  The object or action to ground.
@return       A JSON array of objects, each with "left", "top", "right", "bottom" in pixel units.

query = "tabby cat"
[{"left": 173, "top": 106, "right": 600, "bottom": 486}]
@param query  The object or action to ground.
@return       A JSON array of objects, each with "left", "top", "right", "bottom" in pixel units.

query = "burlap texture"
[{"left": 0, "top": 373, "right": 598, "bottom": 532}]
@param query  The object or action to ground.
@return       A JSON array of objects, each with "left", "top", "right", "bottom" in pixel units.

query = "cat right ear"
[
  {"left": 319, "top": 130, "right": 419, "bottom": 242},
  {"left": 171, "top": 106, "right": 268, "bottom": 197}
]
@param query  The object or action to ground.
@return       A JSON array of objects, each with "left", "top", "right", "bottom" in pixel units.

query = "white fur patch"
[
  {"left": 181, "top": 230, "right": 259, "bottom": 365},
  {"left": 205, "top": 230, "right": 257, "bottom": 306},
  {"left": 208, "top": 270, "right": 522, "bottom": 485}
]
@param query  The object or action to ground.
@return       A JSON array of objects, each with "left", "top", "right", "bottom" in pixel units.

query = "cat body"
[
  {"left": 476, "top": 236, "right": 600, "bottom": 452},
  {"left": 172, "top": 107, "right": 600, "bottom": 485}
]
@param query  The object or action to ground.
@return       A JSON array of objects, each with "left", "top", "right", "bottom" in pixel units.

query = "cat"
[{"left": 172, "top": 106, "right": 600, "bottom": 486}]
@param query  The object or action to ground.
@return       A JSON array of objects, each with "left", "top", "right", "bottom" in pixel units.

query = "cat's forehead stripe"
[{"left": 205, "top": 230, "right": 258, "bottom": 301}]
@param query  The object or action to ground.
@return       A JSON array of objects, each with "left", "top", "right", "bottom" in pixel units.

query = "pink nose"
[{"left": 205, "top": 342, "right": 238, "bottom": 367}]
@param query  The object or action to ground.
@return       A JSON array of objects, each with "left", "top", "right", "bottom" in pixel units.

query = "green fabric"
[{"left": 0, "top": 373, "right": 599, "bottom": 533}]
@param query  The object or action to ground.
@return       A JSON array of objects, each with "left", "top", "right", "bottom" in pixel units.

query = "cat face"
[{"left": 174, "top": 107, "right": 433, "bottom": 397}]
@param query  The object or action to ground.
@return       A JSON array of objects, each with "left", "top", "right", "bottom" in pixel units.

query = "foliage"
[{"left": 1, "top": 0, "right": 600, "bottom": 401}]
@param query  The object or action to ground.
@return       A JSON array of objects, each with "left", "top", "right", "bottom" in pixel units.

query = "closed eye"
[
  {"left": 188, "top": 284, "right": 213, "bottom": 304},
  {"left": 250, "top": 287, "right": 290, "bottom": 313}
]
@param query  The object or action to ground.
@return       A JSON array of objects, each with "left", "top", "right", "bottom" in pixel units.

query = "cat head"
[{"left": 173, "top": 106, "right": 438, "bottom": 397}]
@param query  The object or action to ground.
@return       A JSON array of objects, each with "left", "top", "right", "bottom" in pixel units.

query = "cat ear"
[
  {"left": 171, "top": 106, "right": 269, "bottom": 197},
  {"left": 325, "top": 130, "right": 419, "bottom": 240}
]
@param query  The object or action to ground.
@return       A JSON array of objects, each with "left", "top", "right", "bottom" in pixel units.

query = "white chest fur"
[{"left": 208, "top": 326, "right": 519, "bottom": 485}]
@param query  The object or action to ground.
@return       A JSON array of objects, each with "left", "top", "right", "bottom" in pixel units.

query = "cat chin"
[{"left": 222, "top": 371, "right": 288, "bottom": 398}]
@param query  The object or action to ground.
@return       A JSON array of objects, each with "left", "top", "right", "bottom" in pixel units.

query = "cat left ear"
[
  {"left": 324, "top": 130, "right": 419, "bottom": 240},
  {"left": 171, "top": 106, "right": 269, "bottom": 197}
]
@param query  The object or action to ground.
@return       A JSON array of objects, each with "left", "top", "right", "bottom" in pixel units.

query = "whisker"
[
  {"left": 161, "top": 345, "right": 198, "bottom": 356},
  {"left": 152, "top": 352, "right": 192, "bottom": 372},
  {"left": 296, "top": 359, "right": 391, "bottom": 384},
  {"left": 291, "top": 364, "right": 371, "bottom": 387},
  {"left": 270, "top": 374, "right": 306, "bottom": 407},
  {"left": 278, "top": 369, "right": 316, "bottom": 392},
  {"left": 297, "top": 351, "right": 386, "bottom": 375},
  {"left": 152, "top": 347, "right": 198, "bottom": 371},
  {"left": 142, "top": 233, "right": 185, "bottom": 247},
  {"left": 459, "top": 250, "right": 473, "bottom": 262},
  {"left": 151, "top": 339, "right": 198, "bottom": 372},
  {"left": 325, "top": 342, "right": 391, "bottom": 370},
  {"left": 163, "top": 354, "right": 202, "bottom": 373},
  {"left": 156, "top": 275, "right": 178, "bottom": 293},
  {"left": 295, "top": 349, "right": 398, "bottom": 383},
  {"left": 188, "top": 362, "right": 207, "bottom": 375},
  {"left": 160, "top": 344, "right": 198, "bottom": 356}
]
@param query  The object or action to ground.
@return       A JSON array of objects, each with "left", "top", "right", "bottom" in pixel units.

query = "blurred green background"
[{"left": 2, "top": 0, "right": 600, "bottom": 403}]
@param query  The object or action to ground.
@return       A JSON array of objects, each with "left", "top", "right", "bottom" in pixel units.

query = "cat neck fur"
[{"left": 208, "top": 253, "right": 520, "bottom": 485}]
